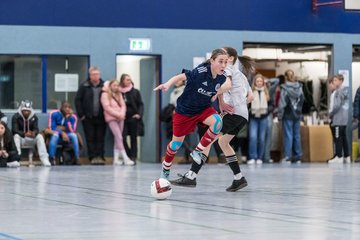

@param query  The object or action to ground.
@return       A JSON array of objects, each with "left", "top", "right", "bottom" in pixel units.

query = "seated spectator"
[
  {"left": 0, "top": 121, "right": 20, "bottom": 168},
  {"left": 47, "top": 101, "right": 80, "bottom": 165},
  {"left": 12, "top": 100, "right": 51, "bottom": 166}
]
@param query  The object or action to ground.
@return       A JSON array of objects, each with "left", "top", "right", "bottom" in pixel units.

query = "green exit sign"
[{"left": 129, "top": 38, "right": 152, "bottom": 52}]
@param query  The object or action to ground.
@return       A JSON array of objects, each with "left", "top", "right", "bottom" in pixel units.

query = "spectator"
[
  {"left": 0, "top": 121, "right": 20, "bottom": 168},
  {"left": 48, "top": 101, "right": 80, "bottom": 165},
  {"left": 248, "top": 74, "right": 273, "bottom": 164},
  {"left": 353, "top": 84, "right": 360, "bottom": 162},
  {"left": 263, "top": 76, "right": 281, "bottom": 163},
  {"left": 101, "top": 80, "right": 135, "bottom": 166},
  {"left": 12, "top": 100, "right": 51, "bottom": 166},
  {"left": 328, "top": 74, "right": 350, "bottom": 163},
  {"left": 119, "top": 74, "right": 144, "bottom": 162},
  {"left": 75, "top": 66, "right": 106, "bottom": 165},
  {"left": 278, "top": 69, "right": 304, "bottom": 163}
]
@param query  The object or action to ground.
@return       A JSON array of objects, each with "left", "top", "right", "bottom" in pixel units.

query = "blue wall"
[
  {"left": 1, "top": 0, "right": 360, "bottom": 33},
  {"left": 1, "top": 25, "right": 359, "bottom": 159}
]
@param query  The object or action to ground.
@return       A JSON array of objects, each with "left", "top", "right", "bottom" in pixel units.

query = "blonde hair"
[
  {"left": 107, "top": 79, "right": 120, "bottom": 101},
  {"left": 252, "top": 74, "right": 270, "bottom": 101}
]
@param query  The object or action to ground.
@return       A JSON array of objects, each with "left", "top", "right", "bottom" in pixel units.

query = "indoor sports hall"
[{"left": 0, "top": 1, "right": 360, "bottom": 239}]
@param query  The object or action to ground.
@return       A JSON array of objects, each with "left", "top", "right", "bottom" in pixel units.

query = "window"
[{"left": 0, "top": 55, "right": 88, "bottom": 111}]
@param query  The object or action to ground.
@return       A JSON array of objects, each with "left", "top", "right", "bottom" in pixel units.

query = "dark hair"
[
  {"left": 205, "top": 48, "right": 228, "bottom": 64},
  {"left": 238, "top": 55, "right": 256, "bottom": 76},
  {"left": 223, "top": 47, "right": 238, "bottom": 65},
  {"left": 0, "top": 121, "right": 10, "bottom": 146},
  {"left": 120, "top": 73, "right": 131, "bottom": 87}
]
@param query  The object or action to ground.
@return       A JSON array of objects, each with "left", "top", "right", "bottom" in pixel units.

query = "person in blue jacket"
[{"left": 48, "top": 101, "right": 80, "bottom": 165}]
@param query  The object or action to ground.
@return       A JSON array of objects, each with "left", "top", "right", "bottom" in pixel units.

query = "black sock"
[
  {"left": 226, "top": 155, "right": 241, "bottom": 175},
  {"left": 190, "top": 159, "right": 204, "bottom": 174}
]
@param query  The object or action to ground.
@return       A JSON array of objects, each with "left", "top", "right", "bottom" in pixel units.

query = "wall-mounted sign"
[
  {"left": 345, "top": 0, "right": 360, "bottom": 10},
  {"left": 129, "top": 38, "right": 152, "bottom": 52},
  {"left": 54, "top": 73, "right": 79, "bottom": 92}
]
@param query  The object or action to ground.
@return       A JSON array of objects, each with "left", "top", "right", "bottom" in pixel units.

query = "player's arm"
[
  {"left": 154, "top": 73, "right": 186, "bottom": 92},
  {"left": 212, "top": 76, "right": 232, "bottom": 101},
  {"left": 218, "top": 93, "right": 234, "bottom": 114}
]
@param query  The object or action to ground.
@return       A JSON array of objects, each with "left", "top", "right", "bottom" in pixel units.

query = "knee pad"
[
  {"left": 212, "top": 114, "right": 223, "bottom": 134},
  {"left": 169, "top": 141, "right": 182, "bottom": 151}
]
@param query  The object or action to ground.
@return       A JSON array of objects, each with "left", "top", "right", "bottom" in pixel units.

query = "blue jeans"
[
  {"left": 248, "top": 117, "right": 267, "bottom": 160},
  {"left": 264, "top": 114, "right": 273, "bottom": 161},
  {"left": 49, "top": 133, "right": 80, "bottom": 159},
  {"left": 282, "top": 119, "right": 302, "bottom": 160}
]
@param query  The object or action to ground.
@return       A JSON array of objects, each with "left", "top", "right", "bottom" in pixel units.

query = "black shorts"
[{"left": 221, "top": 114, "right": 247, "bottom": 135}]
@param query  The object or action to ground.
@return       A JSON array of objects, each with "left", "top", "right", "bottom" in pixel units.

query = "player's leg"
[
  {"left": 170, "top": 133, "right": 221, "bottom": 187},
  {"left": 161, "top": 135, "right": 185, "bottom": 179},
  {"left": 191, "top": 113, "right": 222, "bottom": 162},
  {"left": 218, "top": 134, "right": 248, "bottom": 192}
]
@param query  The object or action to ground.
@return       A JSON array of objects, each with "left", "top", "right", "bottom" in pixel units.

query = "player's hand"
[
  {"left": 219, "top": 101, "right": 234, "bottom": 114},
  {"left": 153, "top": 83, "right": 170, "bottom": 92}
]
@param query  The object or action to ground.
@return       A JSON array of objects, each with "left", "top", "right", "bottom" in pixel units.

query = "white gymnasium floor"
[{"left": 0, "top": 162, "right": 359, "bottom": 240}]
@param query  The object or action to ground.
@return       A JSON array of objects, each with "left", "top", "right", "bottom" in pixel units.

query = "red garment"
[{"left": 172, "top": 107, "right": 217, "bottom": 137}]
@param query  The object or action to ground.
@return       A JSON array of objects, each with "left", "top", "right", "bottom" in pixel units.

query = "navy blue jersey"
[{"left": 175, "top": 63, "right": 227, "bottom": 116}]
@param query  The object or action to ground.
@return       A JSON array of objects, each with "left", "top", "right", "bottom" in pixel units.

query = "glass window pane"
[
  {"left": 46, "top": 56, "right": 88, "bottom": 110},
  {"left": 0, "top": 55, "right": 42, "bottom": 110}
]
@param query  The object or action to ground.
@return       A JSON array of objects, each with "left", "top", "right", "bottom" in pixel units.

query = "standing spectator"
[
  {"left": 75, "top": 66, "right": 106, "bottom": 165},
  {"left": 248, "top": 74, "right": 273, "bottom": 164},
  {"left": 0, "top": 121, "right": 20, "bottom": 168},
  {"left": 328, "top": 75, "right": 350, "bottom": 163},
  {"left": 353, "top": 85, "right": 360, "bottom": 162},
  {"left": 263, "top": 76, "right": 281, "bottom": 163},
  {"left": 48, "top": 101, "right": 80, "bottom": 165},
  {"left": 119, "top": 74, "right": 144, "bottom": 163},
  {"left": 278, "top": 69, "right": 304, "bottom": 163},
  {"left": 12, "top": 100, "right": 51, "bottom": 166},
  {"left": 101, "top": 80, "right": 135, "bottom": 166}
]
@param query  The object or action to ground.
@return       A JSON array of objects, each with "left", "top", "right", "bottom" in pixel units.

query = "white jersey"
[{"left": 223, "top": 64, "right": 251, "bottom": 120}]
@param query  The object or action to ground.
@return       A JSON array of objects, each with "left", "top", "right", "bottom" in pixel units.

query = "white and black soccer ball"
[{"left": 150, "top": 178, "right": 172, "bottom": 200}]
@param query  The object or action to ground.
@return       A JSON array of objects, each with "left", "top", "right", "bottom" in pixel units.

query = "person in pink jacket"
[{"left": 101, "top": 80, "right": 135, "bottom": 165}]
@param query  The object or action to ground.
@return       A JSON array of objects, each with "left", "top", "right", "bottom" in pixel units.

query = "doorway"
[{"left": 116, "top": 54, "right": 161, "bottom": 163}]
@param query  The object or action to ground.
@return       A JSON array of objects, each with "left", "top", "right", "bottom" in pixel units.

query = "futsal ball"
[{"left": 151, "top": 178, "right": 172, "bottom": 200}]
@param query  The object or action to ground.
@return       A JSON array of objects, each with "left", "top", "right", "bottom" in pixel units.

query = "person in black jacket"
[
  {"left": 75, "top": 66, "right": 106, "bottom": 165},
  {"left": 119, "top": 74, "right": 144, "bottom": 162},
  {"left": 0, "top": 121, "right": 20, "bottom": 168},
  {"left": 12, "top": 100, "right": 51, "bottom": 166}
]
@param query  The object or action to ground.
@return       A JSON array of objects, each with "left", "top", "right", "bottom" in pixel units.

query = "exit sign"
[{"left": 129, "top": 38, "right": 152, "bottom": 52}]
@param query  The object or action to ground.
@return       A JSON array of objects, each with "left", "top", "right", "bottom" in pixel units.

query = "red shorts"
[{"left": 172, "top": 107, "right": 217, "bottom": 137}]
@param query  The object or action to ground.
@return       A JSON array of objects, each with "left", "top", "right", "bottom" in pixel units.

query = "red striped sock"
[
  {"left": 196, "top": 128, "right": 218, "bottom": 152},
  {"left": 163, "top": 143, "right": 177, "bottom": 169}
]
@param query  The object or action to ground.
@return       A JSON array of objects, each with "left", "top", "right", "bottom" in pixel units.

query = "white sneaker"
[
  {"left": 7, "top": 161, "right": 20, "bottom": 168},
  {"left": 124, "top": 158, "right": 135, "bottom": 166},
  {"left": 256, "top": 159, "right": 263, "bottom": 164},
  {"left": 344, "top": 156, "right": 351, "bottom": 163},
  {"left": 247, "top": 159, "right": 255, "bottom": 164},
  {"left": 113, "top": 159, "right": 124, "bottom": 165},
  {"left": 328, "top": 156, "right": 343, "bottom": 163},
  {"left": 41, "top": 158, "right": 51, "bottom": 167},
  {"left": 281, "top": 157, "right": 291, "bottom": 164}
]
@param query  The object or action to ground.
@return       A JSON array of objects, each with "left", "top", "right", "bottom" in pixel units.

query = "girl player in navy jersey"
[
  {"left": 171, "top": 47, "right": 255, "bottom": 192},
  {"left": 154, "top": 48, "right": 231, "bottom": 179}
]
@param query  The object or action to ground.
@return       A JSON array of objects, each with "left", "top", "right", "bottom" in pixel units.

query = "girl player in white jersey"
[{"left": 171, "top": 47, "right": 254, "bottom": 192}]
